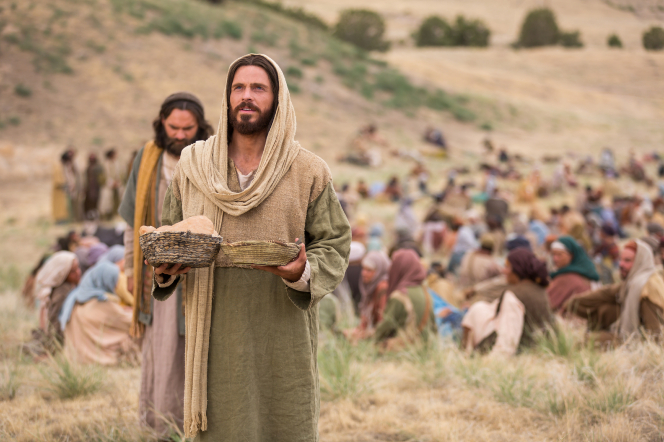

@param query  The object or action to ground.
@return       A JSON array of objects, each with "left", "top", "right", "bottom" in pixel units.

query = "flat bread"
[{"left": 139, "top": 215, "right": 215, "bottom": 236}]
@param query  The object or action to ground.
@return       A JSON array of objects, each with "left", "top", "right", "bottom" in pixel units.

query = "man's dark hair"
[
  {"left": 225, "top": 54, "right": 279, "bottom": 141},
  {"left": 152, "top": 93, "right": 214, "bottom": 150}
]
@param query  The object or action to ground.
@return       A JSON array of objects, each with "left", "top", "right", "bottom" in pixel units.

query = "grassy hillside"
[
  {"left": 0, "top": 0, "right": 480, "bottom": 182},
  {"left": 284, "top": 0, "right": 664, "bottom": 159}
]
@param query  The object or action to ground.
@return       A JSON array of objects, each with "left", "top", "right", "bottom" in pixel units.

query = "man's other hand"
[
  {"left": 150, "top": 261, "right": 191, "bottom": 277},
  {"left": 253, "top": 240, "right": 307, "bottom": 282}
]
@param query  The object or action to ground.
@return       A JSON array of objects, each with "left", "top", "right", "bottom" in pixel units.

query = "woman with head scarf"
[
  {"left": 34, "top": 251, "right": 81, "bottom": 345},
  {"left": 461, "top": 248, "right": 554, "bottom": 356},
  {"left": 372, "top": 249, "right": 435, "bottom": 348},
  {"left": 356, "top": 251, "right": 391, "bottom": 334},
  {"left": 547, "top": 236, "right": 600, "bottom": 312},
  {"left": 59, "top": 258, "right": 135, "bottom": 365}
]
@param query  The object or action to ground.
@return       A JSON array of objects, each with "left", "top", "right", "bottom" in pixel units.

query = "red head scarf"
[{"left": 386, "top": 249, "right": 427, "bottom": 295}]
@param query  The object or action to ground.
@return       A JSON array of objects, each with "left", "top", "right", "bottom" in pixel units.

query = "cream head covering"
[
  {"left": 176, "top": 54, "right": 301, "bottom": 438},
  {"left": 615, "top": 239, "right": 664, "bottom": 338},
  {"left": 34, "top": 251, "right": 77, "bottom": 330}
]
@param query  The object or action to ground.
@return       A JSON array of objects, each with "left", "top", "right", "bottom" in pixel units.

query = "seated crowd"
[{"left": 21, "top": 147, "right": 664, "bottom": 370}]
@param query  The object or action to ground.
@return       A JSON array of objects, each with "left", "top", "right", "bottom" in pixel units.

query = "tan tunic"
[{"left": 155, "top": 149, "right": 351, "bottom": 442}]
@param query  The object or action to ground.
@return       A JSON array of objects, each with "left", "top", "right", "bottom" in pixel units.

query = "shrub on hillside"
[
  {"left": 415, "top": 16, "right": 453, "bottom": 47},
  {"left": 516, "top": 8, "right": 559, "bottom": 48},
  {"left": 643, "top": 26, "right": 664, "bottom": 51},
  {"left": 451, "top": 15, "right": 490, "bottom": 47},
  {"left": 415, "top": 15, "right": 490, "bottom": 47},
  {"left": 334, "top": 9, "right": 390, "bottom": 52},
  {"left": 560, "top": 30, "right": 583, "bottom": 48},
  {"left": 607, "top": 34, "right": 623, "bottom": 48}
]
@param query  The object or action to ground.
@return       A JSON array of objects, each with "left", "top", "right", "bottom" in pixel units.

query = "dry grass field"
[
  {"left": 2, "top": 285, "right": 664, "bottom": 441},
  {"left": 1, "top": 0, "right": 664, "bottom": 440}
]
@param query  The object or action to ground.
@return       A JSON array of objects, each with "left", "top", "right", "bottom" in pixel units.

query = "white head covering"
[
  {"left": 349, "top": 241, "right": 367, "bottom": 263},
  {"left": 615, "top": 240, "right": 658, "bottom": 337},
  {"left": 34, "top": 251, "right": 77, "bottom": 331},
  {"left": 34, "top": 251, "right": 77, "bottom": 304}
]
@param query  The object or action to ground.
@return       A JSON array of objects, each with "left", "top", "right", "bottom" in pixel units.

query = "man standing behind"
[
  {"left": 153, "top": 54, "right": 351, "bottom": 441},
  {"left": 118, "top": 92, "right": 213, "bottom": 436}
]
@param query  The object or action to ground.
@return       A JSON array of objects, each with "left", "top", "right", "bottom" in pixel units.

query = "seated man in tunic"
[
  {"left": 547, "top": 236, "right": 599, "bottom": 313},
  {"left": 565, "top": 240, "right": 664, "bottom": 345},
  {"left": 458, "top": 235, "right": 502, "bottom": 289},
  {"left": 461, "top": 248, "right": 555, "bottom": 356}
]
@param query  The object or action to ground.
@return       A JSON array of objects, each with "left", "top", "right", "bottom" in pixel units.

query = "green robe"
[
  {"left": 153, "top": 181, "right": 350, "bottom": 442},
  {"left": 374, "top": 286, "right": 437, "bottom": 343}
]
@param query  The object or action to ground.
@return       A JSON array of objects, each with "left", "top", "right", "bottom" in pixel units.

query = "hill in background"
[{"left": 0, "top": 0, "right": 481, "bottom": 182}]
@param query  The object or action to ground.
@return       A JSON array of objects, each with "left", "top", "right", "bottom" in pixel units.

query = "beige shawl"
[
  {"left": 616, "top": 239, "right": 658, "bottom": 337},
  {"left": 35, "top": 251, "right": 77, "bottom": 331},
  {"left": 176, "top": 54, "right": 301, "bottom": 437}
]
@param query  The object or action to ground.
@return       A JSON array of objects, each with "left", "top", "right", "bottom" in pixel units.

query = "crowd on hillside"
[
  {"left": 323, "top": 141, "right": 664, "bottom": 354},
  {"left": 27, "top": 139, "right": 664, "bottom": 369}
]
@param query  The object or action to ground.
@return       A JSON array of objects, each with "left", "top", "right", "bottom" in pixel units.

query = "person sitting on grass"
[
  {"left": 565, "top": 240, "right": 664, "bottom": 346},
  {"left": 547, "top": 236, "right": 600, "bottom": 313},
  {"left": 372, "top": 249, "right": 436, "bottom": 350},
  {"left": 461, "top": 248, "right": 555, "bottom": 357},
  {"left": 58, "top": 251, "right": 135, "bottom": 366},
  {"left": 33, "top": 251, "right": 82, "bottom": 350}
]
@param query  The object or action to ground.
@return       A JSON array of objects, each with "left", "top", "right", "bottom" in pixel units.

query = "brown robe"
[
  {"left": 566, "top": 280, "right": 664, "bottom": 339},
  {"left": 547, "top": 273, "right": 592, "bottom": 312}
]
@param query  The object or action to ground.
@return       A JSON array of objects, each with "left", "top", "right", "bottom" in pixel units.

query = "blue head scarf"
[
  {"left": 99, "top": 245, "right": 125, "bottom": 264},
  {"left": 58, "top": 260, "right": 120, "bottom": 330}
]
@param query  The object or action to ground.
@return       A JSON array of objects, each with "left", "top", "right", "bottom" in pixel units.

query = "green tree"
[
  {"left": 607, "top": 34, "right": 623, "bottom": 48},
  {"left": 414, "top": 16, "right": 453, "bottom": 47},
  {"left": 643, "top": 26, "right": 664, "bottom": 51},
  {"left": 560, "top": 30, "right": 583, "bottom": 48},
  {"left": 517, "top": 8, "right": 559, "bottom": 48},
  {"left": 451, "top": 15, "right": 490, "bottom": 47},
  {"left": 334, "top": 9, "right": 390, "bottom": 52}
]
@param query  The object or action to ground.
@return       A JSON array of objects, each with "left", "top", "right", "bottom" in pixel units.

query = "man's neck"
[{"left": 229, "top": 130, "right": 268, "bottom": 175}]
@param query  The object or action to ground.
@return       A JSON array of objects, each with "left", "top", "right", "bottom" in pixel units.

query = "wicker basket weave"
[
  {"left": 139, "top": 231, "right": 223, "bottom": 269},
  {"left": 220, "top": 240, "right": 301, "bottom": 266}
]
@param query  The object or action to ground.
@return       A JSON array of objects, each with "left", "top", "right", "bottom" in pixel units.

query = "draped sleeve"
[{"left": 286, "top": 181, "right": 351, "bottom": 310}]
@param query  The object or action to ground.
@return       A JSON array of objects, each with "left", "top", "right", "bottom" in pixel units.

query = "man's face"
[
  {"left": 619, "top": 247, "right": 636, "bottom": 280},
  {"left": 229, "top": 65, "right": 275, "bottom": 135},
  {"left": 162, "top": 108, "right": 199, "bottom": 156}
]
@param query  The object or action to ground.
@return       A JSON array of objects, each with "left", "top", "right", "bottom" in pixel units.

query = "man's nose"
[{"left": 175, "top": 129, "right": 186, "bottom": 140}]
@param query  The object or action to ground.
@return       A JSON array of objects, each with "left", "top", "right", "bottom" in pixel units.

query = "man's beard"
[
  {"left": 165, "top": 136, "right": 195, "bottom": 157},
  {"left": 229, "top": 101, "right": 273, "bottom": 135}
]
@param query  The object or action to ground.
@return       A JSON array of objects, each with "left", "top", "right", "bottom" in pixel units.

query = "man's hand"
[
  {"left": 127, "top": 276, "right": 134, "bottom": 293},
  {"left": 253, "top": 240, "right": 307, "bottom": 282},
  {"left": 149, "top": 260, "right": 191, "bottom": 277}
]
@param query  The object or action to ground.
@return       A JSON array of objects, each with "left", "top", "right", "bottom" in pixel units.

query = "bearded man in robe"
[
  {"left": 118, "top": 92, "right": 213, "bottom": 436},
  {"left": 566, "top": 240, "right": 664, "bottom": 345},
  {"left": 152, "top": 54, "right": 351, "bottom": 441}
]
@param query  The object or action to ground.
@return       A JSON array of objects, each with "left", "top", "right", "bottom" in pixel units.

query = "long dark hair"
[
  {"left": 152, "top": 99, "right": 214, "bottom": 149},
  {"left": 225, "top": 54, "right": 279, "bottom": 142}
]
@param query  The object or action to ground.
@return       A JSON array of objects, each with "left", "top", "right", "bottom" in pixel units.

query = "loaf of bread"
[
  {"left": 139, "top": 215, "right": 216, "bottom": 236},
  {"left": 139, "top": 226, "right": 156, "bottom": 235}
]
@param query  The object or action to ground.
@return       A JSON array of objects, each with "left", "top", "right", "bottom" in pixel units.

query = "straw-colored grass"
[{"left": 1, "top": 286, "right": 663, "bottom": 441}]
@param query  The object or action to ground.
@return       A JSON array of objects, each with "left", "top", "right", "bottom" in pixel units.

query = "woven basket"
[
  {"left": 220, "top": 240, "right": 301, "bottom": 266},
  {"left": 139, "top": 231, "right": 223, "bottom": 269}
]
